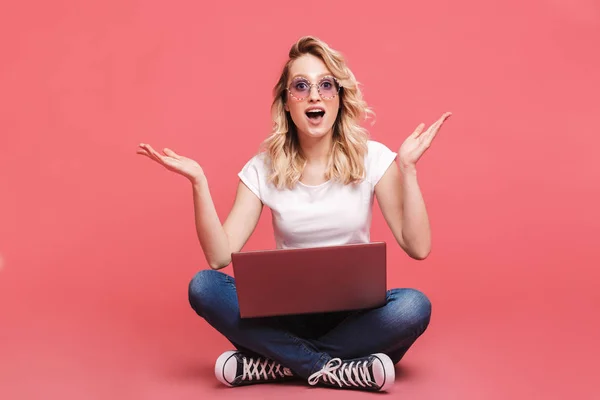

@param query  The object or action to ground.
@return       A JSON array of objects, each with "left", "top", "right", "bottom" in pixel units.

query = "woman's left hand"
[{"left": 398, "top": 112, "right": 452, "bottom": 172}]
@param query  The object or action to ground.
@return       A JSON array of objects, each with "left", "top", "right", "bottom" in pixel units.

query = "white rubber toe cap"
[{"left": 215, "top": 350, "right": 239, "bottom": 387}]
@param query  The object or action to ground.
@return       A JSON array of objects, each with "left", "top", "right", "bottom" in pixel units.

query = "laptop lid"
[{"left": 231, "top": 242, "right": 387, "bottom": 318}]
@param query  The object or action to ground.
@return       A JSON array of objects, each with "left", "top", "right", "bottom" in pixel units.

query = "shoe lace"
[
  {"left": 308, "top": 358, "right": 375, "bottom": 388},
  {"left": 242, "top": 356, "right": 293, "bottom": 382}
]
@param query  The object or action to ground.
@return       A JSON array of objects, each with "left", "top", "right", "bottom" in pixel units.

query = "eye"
[
  {"left": 293, "top": 80, "right": 309, "bottom": 90},
  {"left": 320, "top": 78, "right": 336, "bottom": 89}
]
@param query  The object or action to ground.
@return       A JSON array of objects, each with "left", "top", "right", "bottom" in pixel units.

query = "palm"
[
  {"left": 137, "top": 143, "right": 204, "bottom": 182},
  {"left": 398, "top": 112, "right": 452, "bottom": 169}
]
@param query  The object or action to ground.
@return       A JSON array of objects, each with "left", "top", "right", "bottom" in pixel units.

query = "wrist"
[
  {"left": 398, "top": 161, "right": 417, "bottom": 176},
  {"left": 190, "top": 174, "right": 208, "bottom": 188}
]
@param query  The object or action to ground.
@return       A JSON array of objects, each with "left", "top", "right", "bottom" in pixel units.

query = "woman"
[{"left": 137, "top": 36, "right": 451, "bottom": 392}]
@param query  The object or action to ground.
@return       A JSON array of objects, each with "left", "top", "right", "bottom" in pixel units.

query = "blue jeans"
[{"left": 188, "top": 269, "right": 431, "bottom": 379}]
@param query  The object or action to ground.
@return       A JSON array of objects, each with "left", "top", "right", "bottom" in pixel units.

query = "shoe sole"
[
  {"left": 215, "top": 350, "right": 239, "bottom": 387},
  {"left": 372, "top": 353, "right": 395, "bottom": 391}
]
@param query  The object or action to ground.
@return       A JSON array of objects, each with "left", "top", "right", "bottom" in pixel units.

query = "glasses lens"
[
  {"left": 288, "top": 77, "right": 340, "bottom": 100},
  {"left": 290, "top": 78, "right": 310, "bottom": 99},
  {"left": 318, "top": 77, "right": 339, "bottom": 98}
]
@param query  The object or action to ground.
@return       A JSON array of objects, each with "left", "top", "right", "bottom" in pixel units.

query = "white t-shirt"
[{"left": 238, "top": 140, "right": 397, "bottom": 250}]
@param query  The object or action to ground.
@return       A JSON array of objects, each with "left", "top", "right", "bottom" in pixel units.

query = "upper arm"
[
  {"left": 374, "top": 161, "right": 406, "bottom": 249},
  {"left": 222, "top": 180, "right": 263, "bottom": 253}
]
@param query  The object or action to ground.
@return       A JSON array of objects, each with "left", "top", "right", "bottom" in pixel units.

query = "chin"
[
  {"left": 299, "top": 119, "right": 336, "bottom": 139},
  {"left": 304, "top": 126, "right": 332, "bottom": 138}
]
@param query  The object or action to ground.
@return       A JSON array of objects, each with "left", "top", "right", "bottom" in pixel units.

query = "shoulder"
[
  {"left": 241, "top": 151, "right": 270, "bottom": 173},
  {"left": 238, "top": 151, "right": 271, "bottom": 200},
  {"left": 365, "top": 139, "right": 397, "bottom": 186},
  {"left": 366, "top": 139, "right": 394, "bottom": 155}
]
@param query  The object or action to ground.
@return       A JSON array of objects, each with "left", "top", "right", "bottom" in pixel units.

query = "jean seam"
[
  {"left": 309, "top": 353, "right": 330, "bottom": 376},
  {"left": 282, "top": 326, "right": 321, "bottom": 356}
]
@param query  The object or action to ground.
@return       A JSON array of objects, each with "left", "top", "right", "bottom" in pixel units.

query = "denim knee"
[
  {"left": 387, "top": 288, "right": 432, "bottom": 334},
  {"left": 188, "top": 269, "right": 224, "bottom": 315}
]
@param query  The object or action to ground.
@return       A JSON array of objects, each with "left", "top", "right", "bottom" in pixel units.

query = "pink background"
[{"left": 1, "top": 0, "right": 599, "bottom": 398}]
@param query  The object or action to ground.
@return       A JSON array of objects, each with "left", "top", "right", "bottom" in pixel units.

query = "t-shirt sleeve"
[
  {"left": 238, "top": 155, "right": 264, "bottom": 201},
  {"left": 367, "top": 140, "right": 397, "bottom": 187}
]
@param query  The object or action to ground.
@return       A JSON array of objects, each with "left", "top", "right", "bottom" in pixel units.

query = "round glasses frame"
[{"left": 286, "top": 76, "right": 342, "bottom": 101}]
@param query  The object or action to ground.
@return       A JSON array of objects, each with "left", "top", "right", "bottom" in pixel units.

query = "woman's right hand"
[{"left": 137, "top": 143, "right": 205, "bottom": 183}]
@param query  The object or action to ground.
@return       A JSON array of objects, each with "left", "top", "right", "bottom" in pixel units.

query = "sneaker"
[
  {"left": 215, "top": 350, "right": 295, "bottom": 387},
  {"left": 307, "top": 353, "right": 395, "bottom": 391}
]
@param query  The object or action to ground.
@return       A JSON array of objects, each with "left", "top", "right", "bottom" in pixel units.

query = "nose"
[{"left": 308, "top": 84, "right": 320, "bottom": 102}]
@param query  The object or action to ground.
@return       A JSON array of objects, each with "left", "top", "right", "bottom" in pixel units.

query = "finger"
[
  {"left": 137, "top": 148, "right": 160, "bottom": 163},
  {"left": 163, "top": 148, "right": 181, "bottom": 159},
  {"left": 139, "top": 143, "right": 153, "bottom": 154},
  {"left": 423, "top": 118, "right": 447, "bottom": 145},
  {"left": 143, "top": 144, "right": 166, "bottom": 163},
  {"left": 137, "top": 145, "right": 152, "bottom": 156},
  {"left": 138, "top": 151, "right": 163, "bottom": 164},
  {"left": 139, "top": 149, "right": 178, "bottom": 170},
  {"left": 418, "top": 123, "right": 440, "bottom": 146},
  {"left": 421, "top": 125, "right": 440, "bottom": 145},
  {"left": 143, "top": 143, "right": 158, "bottom": 156},
  {"left": 411, "top": 123, "right": 426, "bottom": 138},
  {"left": 425, "top": 113, "right": 450, "bottom": 138},
  {"left": 432, "top": 112, "right": 452, "bottom": 131},
  {"left": 416, "top": 113, "right": 451, "bottom": 148},
  {"left": 431, "top": 118, "right": 444, "bottom": 134}
]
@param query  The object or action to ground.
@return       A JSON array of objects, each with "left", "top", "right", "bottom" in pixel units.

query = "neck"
[{"left": 297, "top": 131, "right": 333, "bottom": 165}]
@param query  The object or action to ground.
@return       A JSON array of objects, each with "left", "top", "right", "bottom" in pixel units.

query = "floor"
[{"left": 1, "top": 261, "right": 597, "bottom": 400}]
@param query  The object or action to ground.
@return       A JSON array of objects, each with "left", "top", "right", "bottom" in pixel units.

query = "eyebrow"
[{"left": 290, "top": 72, "right": 333, "bottom": 80}]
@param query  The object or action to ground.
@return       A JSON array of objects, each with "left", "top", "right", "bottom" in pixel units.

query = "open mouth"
[{"left": 305, "top": 109, "right": 326, "bottom": 122}]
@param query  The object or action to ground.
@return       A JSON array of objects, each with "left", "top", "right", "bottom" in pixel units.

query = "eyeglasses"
[{"left": 287, "top": 76, "right": 341, "bottom": 101}]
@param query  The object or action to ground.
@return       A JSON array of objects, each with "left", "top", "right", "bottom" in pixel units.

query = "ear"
[{"left": 284, "top": 102, "right": 289, "bottom": 112}]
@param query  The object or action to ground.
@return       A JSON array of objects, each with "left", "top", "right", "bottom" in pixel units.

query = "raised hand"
[
  {"left": 137, "top": 143, "right": 204, "bottom": 183},
  {"left": 398, "top": 112, "right": 452, "bottom": 172}
]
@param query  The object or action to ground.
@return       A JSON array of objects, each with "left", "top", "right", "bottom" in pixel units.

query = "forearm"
[
  {"left": 399, "top": 165, "right": 431, "bottom": 259},
  {"left": 191, "top": 177, "right": 232, "bottom": 269}
]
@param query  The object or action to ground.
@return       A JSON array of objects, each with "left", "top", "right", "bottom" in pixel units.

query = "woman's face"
[{"left": 284, "top": 54, "right": 341, "bottom": 140}]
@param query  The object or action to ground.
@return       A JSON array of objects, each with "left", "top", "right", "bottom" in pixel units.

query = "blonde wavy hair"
[{"left": 260, "top": 36, "right": 374, "bottom": 189}]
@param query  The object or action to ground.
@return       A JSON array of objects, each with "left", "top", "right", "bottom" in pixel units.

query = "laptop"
[{"left": 231, "top": 242, "right": 387, "bottom": 318}]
